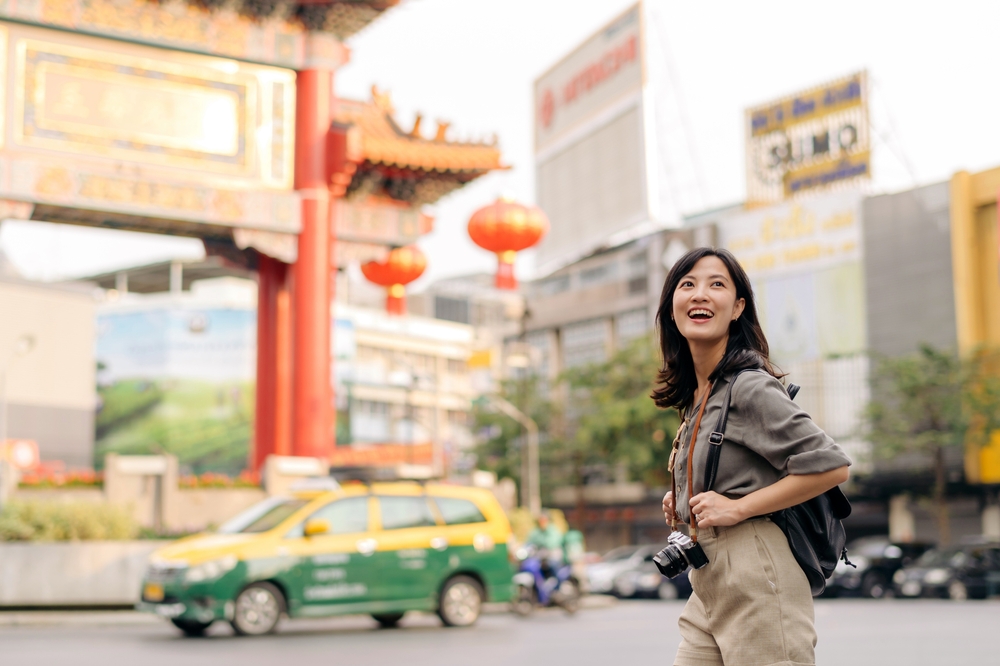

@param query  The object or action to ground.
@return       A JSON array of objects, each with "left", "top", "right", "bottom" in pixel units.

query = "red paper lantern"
[
  {"left": 467, "top": 198, "right": 548, "bottom": 289},
  {"left": 361, "top": 245, "right": 427, "bottom": 315}
]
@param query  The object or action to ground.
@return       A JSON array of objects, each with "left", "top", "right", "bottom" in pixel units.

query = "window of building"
[
  {"left": 524, "top": 330, "right": 553, "bottom": 382},
  {"left": 378, "top": 496, "right": 437, "bottom": 530},
  {"left": 616, "top": 309, "right": 649, "bottom": 347},
  {"left": 579, "top": 262, "right": 618, "bottom": 287},
  {"left": 435, "top": 296, "right": 470, "bottom": 324},
  {"left": 626, "top": 252, "right": 647, "bottom": 277},
  {"left": 562, "top": 319, "right": 609, "bottom": 369},
  {"left": 536, "top": 275, "right": 570, "bottom": 297},
  {"left": 351, "top": 400, "right": 391, "bottom": 441}
]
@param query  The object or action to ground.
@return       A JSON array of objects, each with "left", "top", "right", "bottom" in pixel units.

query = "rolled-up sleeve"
[{"left": 732, "top": 372, "right": 853, "bottom": 475}]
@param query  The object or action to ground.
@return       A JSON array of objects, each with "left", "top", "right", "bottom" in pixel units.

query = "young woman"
[{"left": 654, "top": 248, "right": 851, "bottom": 666}]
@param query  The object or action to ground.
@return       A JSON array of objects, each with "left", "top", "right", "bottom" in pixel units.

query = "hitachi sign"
[{"left": 534, "top": 3, "right": 644, "bottom": 152}]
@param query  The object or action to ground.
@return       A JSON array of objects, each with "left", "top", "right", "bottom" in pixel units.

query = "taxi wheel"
[
  {"left": 438, "top": 575, "right": 484, "bottom": 627},
  {"left": 171, "top": 619, "right": 212, "bottom": 637},
  {"left": 372, "top": 612, "right": 405, "bottom": 628},
  {"left": 231, "top": 582, "right": 284, "bottom": 636}
]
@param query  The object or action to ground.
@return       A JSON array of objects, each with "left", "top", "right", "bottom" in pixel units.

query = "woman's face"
[{"left": 671, "top": 256, "right": 746, "bottom": 346}]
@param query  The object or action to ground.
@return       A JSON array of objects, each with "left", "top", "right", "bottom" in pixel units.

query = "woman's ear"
[{"left": 732, "top": 297, "right": 746, "bottom": 321}]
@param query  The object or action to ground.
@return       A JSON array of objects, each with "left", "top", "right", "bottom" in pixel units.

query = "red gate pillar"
[
  {"left": 252, "top": 256, "right": 293, "bottom": 472},
  {"left": 291, "top": 68, "right": 333, "bottom": 459}
]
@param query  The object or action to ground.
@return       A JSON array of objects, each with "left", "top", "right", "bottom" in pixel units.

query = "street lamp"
[{"left": 485, "top": 394, "right": 540, "bottom": 516}]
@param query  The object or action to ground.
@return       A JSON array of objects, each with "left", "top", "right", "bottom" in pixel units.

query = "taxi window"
[
  {"left": 219, "top": 498, "right": 308, "bottom": 534},
  {"left": 432, "top": 497, "right": 486, "bottom": 525},
  {"left": 294, "top": 497, "right": 370, "bottom": 537},
  {"left": 379, "top": 496, "right": 437, "bottom": 530}
]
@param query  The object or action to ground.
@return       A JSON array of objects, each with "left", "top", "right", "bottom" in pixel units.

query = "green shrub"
[{"left": 0, "top": 501, "right": 137, "bottom": 541}]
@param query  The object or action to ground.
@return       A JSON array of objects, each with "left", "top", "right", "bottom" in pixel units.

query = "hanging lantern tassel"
[
  {"left": 496, "top": 250, "right": 518, "bottom": 290},
  {"left": 387, "top": 283, "right": 406, "bottom": 315},
  {"left": 468, "top": 198, "right": 549, "bottom": 291},
  {"left": 361, "top": 246, "right": 427, "bottom": 316}
]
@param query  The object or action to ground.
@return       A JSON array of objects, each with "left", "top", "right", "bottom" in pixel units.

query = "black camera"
[{"left": 653, "top": 531, "right": 709, "bottom": 578}]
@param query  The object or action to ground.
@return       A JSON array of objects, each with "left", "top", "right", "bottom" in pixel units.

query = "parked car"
[
  {"left": 585, "top": 545, "right": 650, "bottom": 595},
  {"left": 137, "top": 482, "right": 514, "bottom": 636},
  {"left": 827, "top": 536, "right": 933, "bottom": 598},
  {"left": 892, "top": 542, "right": 1000, "bottom": 600},
  {"left": 611, "top": 546, "right": 692, "bottom": 600}
]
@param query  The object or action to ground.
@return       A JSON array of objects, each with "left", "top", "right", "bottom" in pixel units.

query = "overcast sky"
[{"left": 3, "top": 0, "right": 999, "bottom": 284}]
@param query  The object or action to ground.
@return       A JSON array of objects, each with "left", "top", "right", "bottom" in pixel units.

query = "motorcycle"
[{"left": 511, "top": 544, "right": 582, "bottom": 616}]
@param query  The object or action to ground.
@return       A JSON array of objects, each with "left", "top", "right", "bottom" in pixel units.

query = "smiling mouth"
[{"left": 688, "top": 309, "right": 714, "bottom": 320}]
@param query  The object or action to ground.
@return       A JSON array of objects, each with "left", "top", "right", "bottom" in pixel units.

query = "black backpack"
[{"left": 704, "top": 369, "right": 853, "bottom": 596}]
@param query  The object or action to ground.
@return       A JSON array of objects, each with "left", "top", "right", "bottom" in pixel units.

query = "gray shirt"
[{"left": 670, "top": 370, "right": 852, "bottom": 524}]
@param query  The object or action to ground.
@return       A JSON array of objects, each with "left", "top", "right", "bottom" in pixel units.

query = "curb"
[
  {"left": 0, "top": 595, "right": 619, "bottom": 627},
  {"left": 0, "top": 610, "right": 159, "bottom": 627}
]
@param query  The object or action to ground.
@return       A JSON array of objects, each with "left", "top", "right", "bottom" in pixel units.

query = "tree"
[
  {"left": 867, "top": 345, "right": 1000, "bottom": 544},
  {"left": 560, "top": 335, "right": 680, "bottom": 488}
]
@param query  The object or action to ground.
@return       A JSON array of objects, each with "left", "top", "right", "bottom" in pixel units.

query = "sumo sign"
[{"left": 746, "top": 71, "right": 870, "bottom": 204}]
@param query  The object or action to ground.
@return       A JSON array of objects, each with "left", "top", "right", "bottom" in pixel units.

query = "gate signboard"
[{"left": 0, "top": 21, "right": 299, "bottom": 237}]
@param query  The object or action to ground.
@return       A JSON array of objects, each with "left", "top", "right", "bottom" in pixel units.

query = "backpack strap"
[{"left": 702, "top": 369, "right": 801, "bottom": 492}]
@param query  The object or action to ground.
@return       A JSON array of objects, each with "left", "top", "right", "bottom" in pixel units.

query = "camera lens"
[{"left": 653, "top": 545, "right": 688, "bottom": 579}]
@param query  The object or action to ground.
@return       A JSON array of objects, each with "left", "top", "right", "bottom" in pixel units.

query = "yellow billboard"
[{"left": 746, "top": 71, "right": 869, "bottom": 204}]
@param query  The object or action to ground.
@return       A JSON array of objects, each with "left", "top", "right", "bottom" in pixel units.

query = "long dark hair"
[{"left": 651, "top": 247, "right": 781, "bottom": 410}]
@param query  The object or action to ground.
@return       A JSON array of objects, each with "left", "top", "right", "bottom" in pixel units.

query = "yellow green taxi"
[{"left": 137, "top": 481, "right": 514, "bottom": 636}]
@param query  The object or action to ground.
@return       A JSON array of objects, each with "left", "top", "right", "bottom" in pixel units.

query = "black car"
[
  {"left": 611, "top": 545, "right": 693, "bottom": 600},
  {"left": 827, "top": 536, "right": 933, "bottom": 598},
  {"left": 892, "top": 542, "right": 1000, "bottom": 600}
]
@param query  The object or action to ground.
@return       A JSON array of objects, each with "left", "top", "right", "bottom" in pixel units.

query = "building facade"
[
  {"left": 0, "top": 277, "right": 96, "bottom": 468},
  {"left": 522, "top": 169, "right": 1000, "bottom": 545}
]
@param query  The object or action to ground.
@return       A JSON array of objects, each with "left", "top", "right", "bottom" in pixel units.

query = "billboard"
[
  {"left": 534, "top": 4, "right": 648, "bottom": 273},
  {"left": 746, "top": 71, "right": 869, "bottom": 204},
  {"left": 718, "top": 190, "right": 866, "bottom": 362},
  {"left": 95, "top": 305, "right": 256, "bottom": 474}
]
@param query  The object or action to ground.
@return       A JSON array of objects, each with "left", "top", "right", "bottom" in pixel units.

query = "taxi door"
[
  {"left": 281, "top": 495, "right": 382, "bottom": 614},
  {"left": 371, "top": 494, "right": 442, "bottom": 603},
  {"left": 427, "top": 494, "right": 506, "bottom": 590}
]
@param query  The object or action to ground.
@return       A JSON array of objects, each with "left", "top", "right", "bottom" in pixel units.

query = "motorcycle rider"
[{"left": 526, "top": 512, "right": 565, "bottom": 576}]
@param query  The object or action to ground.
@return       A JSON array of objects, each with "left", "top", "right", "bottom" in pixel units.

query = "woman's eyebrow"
[{"left": 709, "top": 274, "right": 729, "bottom": 281}]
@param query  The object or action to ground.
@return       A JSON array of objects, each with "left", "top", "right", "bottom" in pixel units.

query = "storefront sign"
[{"left": 746, "top": 71, "right": 869, "bottom": 204}]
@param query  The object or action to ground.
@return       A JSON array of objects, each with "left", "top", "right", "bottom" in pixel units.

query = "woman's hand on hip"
[
  {"left": 661, "top": 491, "right": 675, "bottom": 525},
  {"left": 689, "top": 491, "right": 745, "bottom": 528}
]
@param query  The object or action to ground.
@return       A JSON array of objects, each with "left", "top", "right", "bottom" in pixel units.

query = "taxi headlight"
[
  {"left": 923, "top": 568, "right": 950, "bottom": 585},
  {"left": 185, "top": 555, "right": 239, "bottom": 583},
  {"left": 893, "top": 570, "right": 906, "bottom": 585}
]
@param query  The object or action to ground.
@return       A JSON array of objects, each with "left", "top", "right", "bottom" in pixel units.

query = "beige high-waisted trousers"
[{"left": 673, "top": 518, "right": 817, "bottom": 666}]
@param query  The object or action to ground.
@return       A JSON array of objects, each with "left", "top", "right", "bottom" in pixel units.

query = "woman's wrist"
[{"left": 732, "top": 496, "right": 752, "bottom": 522}]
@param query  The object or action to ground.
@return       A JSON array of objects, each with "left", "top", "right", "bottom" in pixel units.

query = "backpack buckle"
[{"left": 708, "top": 432, "right": 724, "bottom": 445}]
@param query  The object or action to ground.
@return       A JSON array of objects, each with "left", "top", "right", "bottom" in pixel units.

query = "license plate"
[
  {"left": 144, "top": 582, "right": 165, "bottom": 602},
  {"left": 901, "top": 581, "right": 921, "bottom": 597}
]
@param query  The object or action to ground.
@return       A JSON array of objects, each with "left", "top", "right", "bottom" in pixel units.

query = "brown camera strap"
[{"left": 684, "top": 382, "right": 714, "bottom": 542}]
